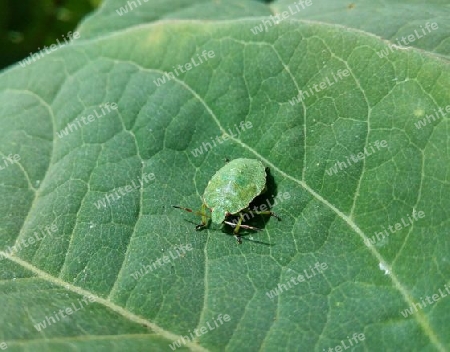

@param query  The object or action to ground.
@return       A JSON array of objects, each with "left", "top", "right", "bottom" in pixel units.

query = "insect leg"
[
  {"left": 196, "top": 203, "right": 209, "bottom": 230},
  {"left": 224, "top": 214, "right": 262, "bottom": 244},
  {"left": 172, "top": 204, "right": 210, "bottom": 230},
  {"left": 224, "top": 221, "right": 261, "bottom": 231}
]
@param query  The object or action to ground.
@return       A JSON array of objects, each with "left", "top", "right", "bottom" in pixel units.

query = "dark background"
[
  {"left": 0, "top": 0, "right": 276, "bottom": 71},
  {"left": 0, "top": 0, "right": 98, "bottom": 70}
]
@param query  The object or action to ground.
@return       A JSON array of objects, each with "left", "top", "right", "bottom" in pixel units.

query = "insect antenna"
[
  {"left": 172, "top": 205, "right": 210, "bottom": 218},
  {"left": 173, "top": 205, "right": 210, "bottom": 231}
]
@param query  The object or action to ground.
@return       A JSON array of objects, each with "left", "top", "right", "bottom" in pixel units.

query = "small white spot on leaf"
[{"left": 379, "top": 262, "right": 390, "bottom": 275}]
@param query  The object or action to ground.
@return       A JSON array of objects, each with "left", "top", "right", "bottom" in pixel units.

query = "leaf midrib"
[{"left": 2, "top": 252, "right": 210, "bottom": 352}]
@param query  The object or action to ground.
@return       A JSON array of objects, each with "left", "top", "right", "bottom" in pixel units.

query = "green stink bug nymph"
[{"left": 173, "top": 158, "right": 280, "bottom": 244}]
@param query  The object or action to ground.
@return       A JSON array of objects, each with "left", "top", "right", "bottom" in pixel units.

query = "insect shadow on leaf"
[
  {"left": 173, "top": 159, "right": 281, "bottom": 245},
  {"left": 221, "top": 166, "right": 279, "bottom": 245}
]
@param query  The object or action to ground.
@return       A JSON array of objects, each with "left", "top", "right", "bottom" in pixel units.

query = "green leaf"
[
  {"left": 1, "top": 0, "right": 449, "bottom": 351},
  {"left": 275, "top": 0, "right": 450, "bottom": 57}
]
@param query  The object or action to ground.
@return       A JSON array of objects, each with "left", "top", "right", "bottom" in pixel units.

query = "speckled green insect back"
[{"left": 173, "top": 158, "right": 280, "bottom": 244}]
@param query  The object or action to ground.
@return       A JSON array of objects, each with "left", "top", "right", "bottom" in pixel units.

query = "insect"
[{"left": 173, "top": 158, "right": 280, "bottom": 244}]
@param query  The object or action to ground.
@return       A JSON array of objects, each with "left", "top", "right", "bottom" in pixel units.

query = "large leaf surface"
[{"left": 1, "top": 0, "right": 449, "bottom": 351}]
